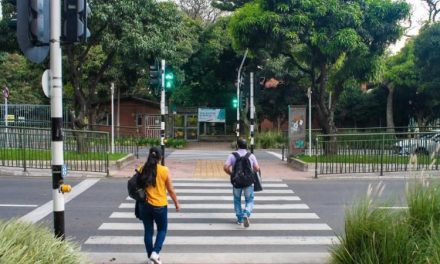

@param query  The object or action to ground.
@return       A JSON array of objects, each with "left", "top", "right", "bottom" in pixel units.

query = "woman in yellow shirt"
[{"left": 138, "top": 147, "right": 180, "bottom": 264}]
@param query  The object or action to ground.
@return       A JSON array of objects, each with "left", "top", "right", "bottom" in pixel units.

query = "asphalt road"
[{"left": 0, "top": 175, "right": 414, "bottom": 263}]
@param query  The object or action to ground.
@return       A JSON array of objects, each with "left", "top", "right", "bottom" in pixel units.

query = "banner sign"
[
  {"left": 198, "top": 108, "right": 225, "bottom": 123},
  {"left": 288, "top": 105, "right": 306, "bottom": 155}
]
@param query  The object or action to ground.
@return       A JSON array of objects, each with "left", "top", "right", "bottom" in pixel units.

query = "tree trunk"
[
  {"left": 313, "top": 65, "right": 338, "bottom": 154},
  {"left": 385, "top": 84, "right": 395, "bottom": 133}
]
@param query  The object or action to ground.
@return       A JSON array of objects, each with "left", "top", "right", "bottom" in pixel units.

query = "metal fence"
[
  {"left": 0, "top": 104, "right": 70, "bottom": 127},
  {"left": 0, "top": 126, "right": 109, "bottom": 174},
  {"left": 314, "top": 131, "right": 440, "bottom": 177}
]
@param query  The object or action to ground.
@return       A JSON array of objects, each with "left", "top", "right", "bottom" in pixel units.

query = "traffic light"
[
  {"left": 16, "top": 0, "right": 50, "bottom": 63},
  {"left": 164, "top": 66, "right": 175, "bottom": 90},
  {"left": 232, "top": 98, "right": 238, "bottom": 108},
  {"left": 149, "top": 63, "right": 161, "bottom": 89},
  {"left": 240, "top": 94, "right": 247, "bottom": 109},
  {"left": 63, "top": 0, "right": 91, "bottom": 43}
]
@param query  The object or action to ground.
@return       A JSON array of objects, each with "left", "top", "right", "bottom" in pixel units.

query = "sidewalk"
[{"left": 108, "top": 142, "right": 314, "bottom": 180}]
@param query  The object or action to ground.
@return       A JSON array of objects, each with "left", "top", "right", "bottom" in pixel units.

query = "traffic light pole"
[
  {"left": 50, "top": 0, "right": 66, "bottom": 239},
  {"left": 160, "top": 59, "right": 166, "bottom": 165},
  {"left": 250, "top": 72, "right": 255, "bottom": 153},
  {"left": 236, "top": 49, "right": 248, "bottom": 146}
]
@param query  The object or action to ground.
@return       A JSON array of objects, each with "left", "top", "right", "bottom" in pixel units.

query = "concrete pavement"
[{"left": 109, "top": 142, "right": 313, "bottom": 180}]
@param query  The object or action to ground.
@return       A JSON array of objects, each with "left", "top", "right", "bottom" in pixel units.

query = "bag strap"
[
  {"left": 232, "top": 152, "right": 240, "bottom": 159},
  {"left": 244, "top": 152, "right": 252, "bottom": 159}
]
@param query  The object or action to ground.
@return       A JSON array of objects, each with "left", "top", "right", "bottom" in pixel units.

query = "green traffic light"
[
  {"left": 232, "top": 98, "right": 238, "bottom": 108},
  {"left": 165, "top": 73, "right": 174, "bottom": 80}
]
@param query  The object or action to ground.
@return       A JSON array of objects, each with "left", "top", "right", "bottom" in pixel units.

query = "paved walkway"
[{"left": 109, "top": 142, "right": 313, "bottom": 180}]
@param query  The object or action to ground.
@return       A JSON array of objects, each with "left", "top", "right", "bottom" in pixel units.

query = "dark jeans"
[{"left": 138, "top": 202, "right": 168, "bottom": 257}]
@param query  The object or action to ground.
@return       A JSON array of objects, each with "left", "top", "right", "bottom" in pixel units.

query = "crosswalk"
[{"left": 83, "top": 180, "right": 337, "bottom": 264}]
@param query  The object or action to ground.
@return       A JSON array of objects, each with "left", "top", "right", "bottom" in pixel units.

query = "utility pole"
[
  {"left": 307, "top": 88, "right": 312, "bottom": 156},
  {"left": 50, "top": 0, "right": 68, "bottom": 239},
  {"left": 160, "top": 59, "right": 166, "bottom": 165},
  {"left": 250, "top": 72, "right": 255, "bottom": 153},
  {"left": 236, "top": 49, "right": 248, "bottom": 145},
  {"left": 111, "top": 82, "right": 115, "bottom": 154}
]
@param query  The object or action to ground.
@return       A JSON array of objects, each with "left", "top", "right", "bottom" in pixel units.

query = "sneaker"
[
  {"left": 236, "top": 220, "right": 243, "bottom": 225},
  {"left": 150, "top": 252, "right": 161, "bottom": 264},
  {"left": 243, "top": 215, "right": 250, "bottom": 228}
]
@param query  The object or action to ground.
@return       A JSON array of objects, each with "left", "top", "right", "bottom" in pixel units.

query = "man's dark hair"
[{"left": 237, "top": 138, "right": 247, "bottom": 149}]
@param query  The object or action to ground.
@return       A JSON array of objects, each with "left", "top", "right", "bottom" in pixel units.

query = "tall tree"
[
  {"left": 64, "top": 0, "right": 197, "bottom": 130},
  {"left": 229, "top": 0, "right": 409, "bottom": 152},
  {"left": 413, "top": 22, "right": 440, "bottom": 125}
]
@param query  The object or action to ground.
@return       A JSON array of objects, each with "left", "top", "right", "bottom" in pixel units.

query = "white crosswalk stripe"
[{"left": 83, "top": 180, "right": 336, "bottom": 264}]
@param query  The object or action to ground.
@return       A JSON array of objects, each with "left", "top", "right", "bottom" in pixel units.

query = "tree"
[
  {"left": 178, "top": 0, "right": 223, "bottom": 23},
  {"left": 0, "top": 52, "right": 47, "bottom": 104},
  {"left": 229, "top": 0, "right": 410, "bottom": 152},
  {"left": 64, "top": 0, "right": 197, "bottom": 131},
  {"left": 173, "top": 18, "right": 241, "bottom": 132},
  {"left": 413, "top": 22, "right": 440, "bottom": 125}
]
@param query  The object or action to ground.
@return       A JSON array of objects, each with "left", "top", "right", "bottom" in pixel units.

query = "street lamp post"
[
  {"left": 110, "top": 82, "right": 115, "bottom": 154},
  {"left": 236, "top": 49, "right": 248, "bottom": 146},
  {"left": 307, "top": 88, "right": 312, "bottom": 156}
]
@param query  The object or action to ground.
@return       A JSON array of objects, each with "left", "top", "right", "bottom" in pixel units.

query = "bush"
[
  {"left": 331, "top": 182, "right": 440, "bottom": 264},
  {"left": 255, "top": 131, "right": 287, "bottom": 149},
  {"left": 0, "top": 219, "right": 88, "bottom": 264}
]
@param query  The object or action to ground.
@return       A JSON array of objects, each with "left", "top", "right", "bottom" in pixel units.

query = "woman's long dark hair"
[{"left": 140, "top": 147, "right": 162, "bottom": 188}]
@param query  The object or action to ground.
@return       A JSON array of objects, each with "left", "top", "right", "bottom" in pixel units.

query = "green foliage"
[
  {"left": 255, "top": 131, "right": 286, "bottom": 149},
  {"left": 412, "top": 23, "right": 440, "bottom": 123},
  {"left": 229, "top": 0, "right": 410, "bottom": 134},
  {"left": 0, "top": 149, "right": 124, "bottom": 161},
  {"left": 0, "top": 53, "right": 48, "bottom": 104},
  {"left": 0, "top": 219, "right": 88, "bottom": 264},
  {"left": 331, "top": 182, "right": 440, "bottom": 264},
  {"left": 335, "top": 84, "right": 387, "bottom": 128}
]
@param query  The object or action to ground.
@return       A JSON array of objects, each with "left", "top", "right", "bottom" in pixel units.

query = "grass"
[
  {"left": 0, "top": 149, "right": 125, "bottom": 161},
  {"left": 0, "top": 219, "right": 89, "bottom": 264},
  {"left": 330, "top": 181, "right": 440, "bottom": 264},
  {"left": 296, "top": 154, "right": 438, "bottom": 165}
]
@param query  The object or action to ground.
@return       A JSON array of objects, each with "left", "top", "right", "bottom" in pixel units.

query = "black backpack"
[
  {"left": 127, "top": 168, "right": 147, "bottom": 202},
  {"left": 231, "top": 152, "right": 255, "bottom": 188}
]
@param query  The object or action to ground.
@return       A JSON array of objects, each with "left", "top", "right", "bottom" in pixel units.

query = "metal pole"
[
  {"left": 4, "top": 95, "right": 8, "bottom": 147},
  {"left": 308, "top": 88, "right": 312, "bottom": 156},
  {"left": 250, "top": 72, "right": 254, "bottom": 153},
  {"left": 111, "top": 83, "right": 115, "bottom": 154},
  {"left": 50, "top": 0, "right": 65, "bottom": 239},
  {"left": 236, "top": 49, "right": 248, "bottom": 145},
  {"left": 160, "top": 59, "right": 165, "bottom": 165}
]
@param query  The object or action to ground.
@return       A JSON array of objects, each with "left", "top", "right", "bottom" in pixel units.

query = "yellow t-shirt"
[{"left": 145, "top": 164, "right": 169, "bottom": 207}]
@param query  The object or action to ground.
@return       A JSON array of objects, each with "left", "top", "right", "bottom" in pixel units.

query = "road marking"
[
  {"left": 19, "top": 179, "right": 100, "bottom": 223},
  {"left": 99, "top": 222, "right": 332, "bottom": 231},
  {"left": 85, "top": 252, "right": 331, "bottom": 264},
  {"left": 377, "top": 206, "right": 408, "bottom": 210},
  {"left": 267, "top": 151, "right": 283, "bottom": 160},
  {"left": 167, "top": 195, "right": 300, "bottom": 201},
  {"left": 86, "top": 236, "right": 338, "bottom": 245},
  {"left": 0, "top": 204, "right": 38, "bottom": 207},
  {"left": 110, "top": 212, "right": 320, "bottom": 219},
  {"left": 175, "top": 189, "right": 294, "bottom": 194},
  {"left": 119, "top": 203, "right": 309, "bottom": 209},
  {"left": 127, "top": 195, "right": 300, "bottom": 201},
  {"left": 173, "top": 182, "right": 287, "bottom": 188}
]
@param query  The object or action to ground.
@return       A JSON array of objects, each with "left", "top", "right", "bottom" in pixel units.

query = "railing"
[
  {"left": 314, "top": 131, "right": 440, "bottom": 177},
  {"left": 0, "top": 126, "right": 109, "bottom": 174}
]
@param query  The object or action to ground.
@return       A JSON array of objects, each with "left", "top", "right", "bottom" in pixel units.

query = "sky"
[{"left": 391, "top": 0, "right": 429, "bottom": 53}]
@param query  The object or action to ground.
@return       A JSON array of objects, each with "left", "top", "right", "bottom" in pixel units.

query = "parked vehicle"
[{"left": 394, "top": 132, "right": 440, "bottom": 155}]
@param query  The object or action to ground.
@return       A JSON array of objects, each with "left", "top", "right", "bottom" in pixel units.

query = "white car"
[{"left": 394, "top": 132, "right": 440, "bottom": 155}]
